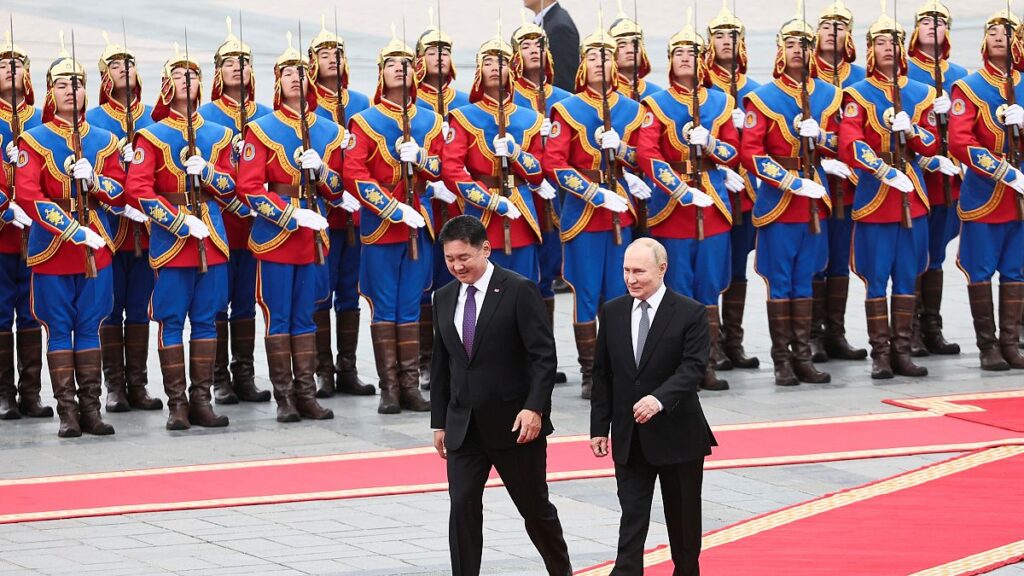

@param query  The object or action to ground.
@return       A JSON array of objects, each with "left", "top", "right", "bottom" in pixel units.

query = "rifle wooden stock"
[{"left": 400, "top": 58, "right": 419, "bottom": 261}]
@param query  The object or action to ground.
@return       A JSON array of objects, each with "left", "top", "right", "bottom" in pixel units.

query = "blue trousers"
[
  {"left": 851, "top": 218, "right": 929, "bottom": 298},
  {"left": 755, "top": 221, "right": 829, "bottom": 300},
  {"left": 31, "top": 268, "right": 113, "bottom": 352},
  {"left": 491, "top": 244, "right": 540, "bottom": 284},
  {"left": 819, "top": 210, "right": 854, "bottom": 278},
  {"left": 216, "top": 248, "right": 258, "bottom": 322},
  {"left": 319, "top": 229, "right": 362, "bottom": 313},
  {"left": 563, "top": 229, "right": 632, "bottom": 323},
  {"left": 538, "top": 228, "right": 563, "bottom": 299},
  {"left": 658, "top": 233, "right": 731, "bottom": 306},
  {"left": 105, "top": 250, "right": 154, "bottom": 327},
  {"left": 0, "top": 253, "right": 37, "bottom": 331},
  {"left": 151, "top": 264, "right": 228, "bottom": 347},
  {"left": 927, "top": 203, "right": 961, "bottom": 270},
  {"left": 730, "top": 212, "right": 757, "bottom": 282},
  {"left": 360, "top": 236, "right": 432, "bottom": 324},
  {"left": 957, "top": 220, "right": 1024, "bottom": 283},
  {"left": 256, "top": 260, "right": 326, "bottom": 337}
]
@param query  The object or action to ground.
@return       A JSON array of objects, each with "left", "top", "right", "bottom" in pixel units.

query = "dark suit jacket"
[
  {"left": 430, "top": 264, "right": 556, "bottom": 451},
  {"left": 590, "top": 288, "right": 717, "bottom": 466},
  {"left": 542, "top": 2, "right": 581, "bottom": 93}
]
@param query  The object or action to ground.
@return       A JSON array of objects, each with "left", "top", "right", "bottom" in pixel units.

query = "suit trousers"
[
  {"left": 613, "top": 433, "right": 704, "bottom": 576},
  {"left": 446, "top": 421, "right": 572, "bottom": 576}
]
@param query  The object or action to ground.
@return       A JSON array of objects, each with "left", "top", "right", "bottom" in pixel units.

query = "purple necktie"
[{"left": 463, "top": 285, "right": 478, "bottom": 357}]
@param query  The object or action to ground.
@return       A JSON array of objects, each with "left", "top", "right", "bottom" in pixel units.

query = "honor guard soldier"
[
  {"left": 307, "top": 17, "right": 374, "bottom": 399},
  {"left": 198, "top": 18, "right": 273, "bottom": 405},
  {"left": 127, "top": 44, "right": 238, "bottom": 430},
  {"left": 344, "top": 29, "right": 440, "bottom": 414},
  {"left": 812, "top": 0, "right": 870, "bottom": 363},
  {"left": 442, "top": 35, "right": 546, "bottom": 281},
  {"left": 609, "top": 4, "right": 661, "bottom": 101},
  {"left": 87, "top": 33, "right": 163, "bottom": 414},
  {"left": 840, "top": 8, "right": 939, "bottom": 380},
  {"left": 742, "top": 8, "right": 844, "bottom": 387},
  {"left": 0, "top": 34, "right": 49, "bottom": 420},
  {"left": 948, "top": 10, "right": 1024, "bottom": 370},
  {"left": 18, "top": 36, "right": 127, "bottom": 436},
  {"left": 545, "top": 23, "right": 650, "bottom": 399},
  {"left": 636, "top": 13, "right": 740, "bottom": 390},
  {"left": 706, "top": 1, "right": 762, "bottom": 372},
  {"left": 236, "top": 34, "right": 346, "bottom": 422},
  {"left": 907, "top": 0, "right": 966, "bottom": 356}
]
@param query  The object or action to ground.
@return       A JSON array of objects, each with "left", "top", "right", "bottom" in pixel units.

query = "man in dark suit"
[
  {"left": 524, "top": 0, "right": 580, "bottom": 92},
  {"left": 590, "top": 237, "right": 717, "bottom": 576},
  {"left": 430, "top": 216, "right": 572, "bottom": 576}
]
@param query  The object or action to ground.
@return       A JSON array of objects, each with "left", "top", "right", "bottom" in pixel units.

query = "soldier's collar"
[
  {"left": 378, "top": 96, "right": 416, "bottom": 116},
  {"left": 165, "top": 108, "right": 205, "bottom": 132},
  {"left": 866, "top": 71, "right": 909, "bottom": 90},
  {"left": 46, "top": 115, "right": 91, "bottom": 140},
  {"left": 0, "top": 99, "right": 33, "bottom": 124},
  {"left": 578, "top": 86, "right": 619, "bottom": 108}
]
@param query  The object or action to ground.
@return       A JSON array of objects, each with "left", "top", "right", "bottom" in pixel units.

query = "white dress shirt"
[
  {"left": 533, "top": 1, "right": 557, "bottom": 25},
  {"left": 454, "top": 261, "right": 494, "bottom": 342},
  {"left": 631, "top": 283, "right": 666, "bottom": 358}
]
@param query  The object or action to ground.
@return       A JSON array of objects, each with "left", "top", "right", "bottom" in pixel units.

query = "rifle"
[
  {"left": 830, "top": 11, "right": 846, "bottom": 219},
  {"left": 6, "top": 17, "right": 27, "bottom": 260},
  {"left": 119, "top": 22, "right": 142, "bottom": 257},
  {"left": 537, "top": 32, "right": 555, "bottom": 232},
  {"left": 497, "top": 31, "right": 514, "bottom": 256},
  {"left": 236, "top": 15, "right": 250, "bottom": 149},
  {"left": 727, "top": 4, "right": 741, "bottom": 226},
  {"left": 1003, "top": 9, "right": 1024, "bottom": 221},
  {"left": 434, "top": 2, "right": 450, "bottom": 228},
  {"left": 183, "top": 30, "right": 209, "bottom": 273},
  {"left": 631, "top": 0, "right": 648, "bottom": 234},
  {"left": 890, "top": 13, "right": 912, "bottom": 229},
  {"left": 690, "top": 11, "right": 705, "bottom": 241},
  {"left": 401, "top": 21, "right": 419, "bottom": 261},
  {"left": 296, "top": 24, "right": 327, "bottom": 265},
  {"left": 332, "top": 10, "right": 357, "bottom": 246},
  {"left": 598, "top": 24, "right": 623, "bottom": 245},
  {"left": 930, "top": 15, "right": 952, "bottom": 208},
  {"left": 70, "top": 31, "right": 97, "bottom": 278},
  {"left": 799, "top": 6, "right": 821, "bottom": 235}
]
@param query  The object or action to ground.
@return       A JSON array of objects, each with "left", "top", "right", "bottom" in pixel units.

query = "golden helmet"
[
  {"left": 275, "top": 31, "right": 307, "bottom": 71},
  {"left": 668, "top": 7, "right": 706, "bottom": 56},
  {"left": 377, "top": 24, "right": 415, "bottom": 68},
  {"left": 608, "top": 0, "right": 643, "bottom": 40},
  {"left": 47, "top": 31, "right": 86, "bottom": 87},
  {"left": 984, "top": 7, "right": 1020, "bottom": 31},
  {"left": 309, "top": 14, "right": 344, "bottom": 54},
  {"left": 867, "top": 0, "right": 906, "bottom": 44},
  {"left": 512, "top": 10, "right": 547, "bottom": 53},
  {"left": 214, "top": 16, "right": 251, "bottom": 67},
  {"left": 0, "top": 30, "right": 29, "bottom": 68},
  {"left": 416, "top": 7, "right": 454, "bottom": 57},
  {"left": 476, "top": 35, "right": 513, "bottom": 66},
  {"left": 819, "top": 0, "right": 854, "bottom": 26},
  {"left": 778, "top": 0, "right": 816, "bottom": 48},
  {"left": 707, "top": 0, "right": 744, "bottom": 37},
  {"left": 162, "top": 42, "right": 201, "bottom": 79},
  {"left": 580, "top": 27, "right": 616, "bottom": 56},
  {"left": 915, "top": 0, "right": 950, "bottom": 26},
  {"left": 97, "top": 31, "right": 133, "bottom": 76}
]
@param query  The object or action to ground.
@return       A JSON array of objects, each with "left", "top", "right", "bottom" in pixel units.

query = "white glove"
[
  {"left": 80, "top": 227, "right": 106, "bottom": 250},
  {"left": 123, "top": 205, "right": 148, "bottom": 223},
  {"left": 8, "top": 202, "right": 31, "bottom": 229},
  {"left": 234, "top": 138, "right": 245, "bottom": 158},
  {"left": 338, "top": 191, "right": 360, "bottom": 213},
  {"left": 120, "top": 143, "right": 134, "bottom": 164},
  {"left": 932, "top": 94, "right": 951, "bottom": 115},
  {"left": 428, "top": 182, "right": 457, "bottom": 204},
  {"left": 799, "top": 118, "right": 821, "bottom": 140},
  {"left": 399, "top": 140, "right": 422, "bottom": 163},
  {"left": 441, "top": 121, "right": 450, "bottom": 141},
  {"left": 541, "top": 118, "right": 553, "bottom": 137},
  {"left": 881, "top": 169, "right": 914, "bottom": 193},
  {"left": 498, "top": 197, "right": 522, "bottom": 220},
  {"left": 598, "top": 189, "right": 629, "bottom": 213},
  {"left": 600, "top": 129, "right": 621, "bottom": 151},
  {"left": 535, "top": 180, "right": 557, "bottom": 200},
  {"left": 718, "top": 166, "right": 746, "bottom": 193},
  {"left": 184, "top": 214, "right": 210, "bottom": 239},
  {"left": 398, "top": 202, "right": 426, "bottom": 228},
  {"left": 300, "top": 148, "right": 324, "bottom": 176},
  {"left": 340, "top": 131, "right": 353, "bottom": 150},
  {"left": 732, "top": 108, "right": 745, "bottom": 130},
  {"left": 185, "top": 155, "right": 207, "bottom": 176},
  {"left": 1004, "top": 104, "right": 1024, "bottom": 127},
  {"left": 623, "top": 172, "right": 651, "bottom": 200},
  {"left": 932, "top": 156, "right": 959, "bottom": 176},
  {"left": 821, "top": 158, "right": 853, "bottom": 179},
  {"left": 891, "top": 111, "right": 913, "bottom": 134},
  {"left": 687, "top": 188, "right": 715, "bottom": 208},
  {"left": 493, "top": 134, "right": 517, "bottom": 158},
  {"left": 792, "top": 178, "right": 827, "bottom": 199},
  {"left": 689, "top": 125, "right": 710, "bottom": 148},
  {"left": 72, "top": 158, "right": 95, "bottom": 185},
  {"left": 4, "top": 142, "right": 16, "bottom": 164},
  {"left": 292, "top": 207, "right": 329, "bottom": 231},
  {"left": 1005, "top": 168, "right": 1024, "bottom": 195}
]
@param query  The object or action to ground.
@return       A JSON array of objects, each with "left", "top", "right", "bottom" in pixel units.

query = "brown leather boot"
[
  {"left": 0, "top": 332, "right": 20, "bottom": 419},
  {"left": 998, "top": 282, "right": 1024, "bottom": 369},
  {"left": 15, "top": 328, "right": 51, "bottom": 417},
  {"left": 336, "top": 311, "right": 375, "bottom": 395},
  {"left": 822, "top": 277, "right": 868, "bottom": 360},
  {"left": 229, "top": 318, "right": 270, "bottom": 402},
  {"left": 418, "top": 303, "right": 433, "bottom": 390},
  {"left": 123, "top": 324, "right": 162, "bottom": 410},
  {"left": 48, "top": 350, "right": 81, "bottom": 437},
  {"left": 266, "top": 334, "right": 299, "bottom": 422},
  {"left": 866, "top": 297, "right": 894, "bottom": 379},
  {"left": 702, "top": 306, "right": 729, "bottom": 390},
  {"left": 76, "top": 349, "right": 115, "bottom": 435},
  {"left": 312, "top": 309, "right": 336, "bottom": 396},
  {"left": 909, "top": 279, "right": 930, "bottom": 358},
  {"left": 371, "top": 322, "right": 401, "bottom": 414},
  {"left": 708, "top": 303, "right": 732, "bottom": 372},
  {"left": 574, "top": 321, "right": 597, "bottom": 399},
  {"left": 790, "top": 299, "right": 831, "bottom": 383},
  {"left": 292, "top": 332, "right": 335, "bottom": 419},
  {"left": 545, "top": 298, "right": 568, "bottom": 384},
  {"left": 187, "top": 339, "right": 229, "bottom": 427},
  {"left": 809, "top": 280, "right": 828, "bottom": 363},
  {"left": 721, "top": 282, "right": 759, "bottom": 369},
  {"left": 767, "top": 300, "right": 798, "bottom": 386},
  {"left": 397, "top": 322, "right": 431, "bottom": 411},
  {"left": 101, "top": 324, "right": 130, "bottom": 412},
  {"left": 967, "top": 283, "right": 1010, "bottom": 371},
  {"left": 919, "top": 269, "right": 959, "bottom": 355},
  {"left": 159, "top": 345, "right": 190, "bottom": 430},
  {"left": 212, "top": 321, "right": 237, "bottom": 405},
  {"left": 890, "top": 295, "right": 928, "bottom": 377}
]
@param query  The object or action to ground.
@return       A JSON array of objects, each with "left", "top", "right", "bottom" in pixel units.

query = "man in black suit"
[
  {"left": 590, "top": 237, "right": 717, "bottom": 576},
  {"left": 430, "top": 216, "right": 572, "bottom": 576},
  {"left": 524, "top": 0, "right": 580, "bottom": 92}
]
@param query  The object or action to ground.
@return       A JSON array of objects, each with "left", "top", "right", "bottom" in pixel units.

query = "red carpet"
[
  {"left": 576, "top": 446, "right": 1024, "bottom": 576},
  {"left": 885, "top": 390, "right": 1024, "bottom": 433}
]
